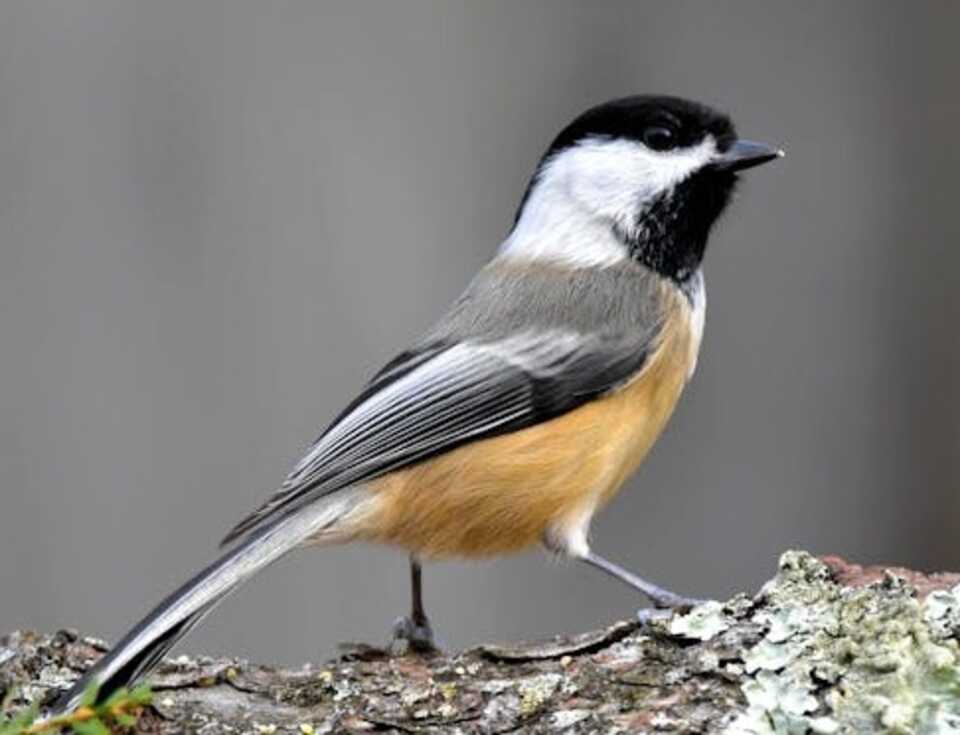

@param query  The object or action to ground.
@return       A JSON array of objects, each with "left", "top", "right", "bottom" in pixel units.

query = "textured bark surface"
[{"left": 4, "top": 552, "right": 960, "bottom": 734}]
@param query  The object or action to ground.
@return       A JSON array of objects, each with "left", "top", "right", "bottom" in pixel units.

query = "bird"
[{"left": 54, "top": 94, "right": 781, "bottom": 713}]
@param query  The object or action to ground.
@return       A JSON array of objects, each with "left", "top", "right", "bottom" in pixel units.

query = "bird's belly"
[{"left": 359, "top": 319, "right": 695, "bottom": 559}]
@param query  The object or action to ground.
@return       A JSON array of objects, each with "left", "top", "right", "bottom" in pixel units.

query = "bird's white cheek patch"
[
  {"left": 500, "top": 136, "right": 718, "bottom": 269},
  {"left": 499, "top": 181, "right": 628, "bottom": 268},
  {"left": 566, "top": 136, "right": 719, "bottom": 221}
]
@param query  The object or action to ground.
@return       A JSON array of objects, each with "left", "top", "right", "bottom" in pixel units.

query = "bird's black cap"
[{"left": 541, "top": 95, "right": 738, "bottom": 160}]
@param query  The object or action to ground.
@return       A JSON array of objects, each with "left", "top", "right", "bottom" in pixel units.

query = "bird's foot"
[
  {"left": 637, "top": 594, "right": 712, "bottom": 627},
  {"left": 646, "top": 590, "right": 710, "bottom": 611},
  {"left": 636, "top": 608, "right": 674, "bottom": 626},
  {"left": 390, "top": 615, "right": 438, "bottom": 656}
]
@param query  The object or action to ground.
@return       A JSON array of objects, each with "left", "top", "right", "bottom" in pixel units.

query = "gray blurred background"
[{"left": 2, "top": 1, "right": 959, "bottom": 664}]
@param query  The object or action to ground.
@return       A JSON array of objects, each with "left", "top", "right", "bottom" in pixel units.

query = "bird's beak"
[{"left": 712, "top": 139, "right": 784, "bottom": 172}]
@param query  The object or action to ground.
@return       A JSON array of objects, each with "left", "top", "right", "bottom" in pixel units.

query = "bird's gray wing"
[{"left": 221, "top": 326, "right": 659, "bottom": 546}]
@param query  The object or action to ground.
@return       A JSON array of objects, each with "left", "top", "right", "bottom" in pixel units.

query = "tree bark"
[{"left": 4, "top": 552, "right": 960, "bottom": 734}]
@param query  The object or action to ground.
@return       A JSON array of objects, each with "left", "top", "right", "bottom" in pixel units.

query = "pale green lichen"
[
  {"left": 548, "top": 708, "right": 591, "bottom": 729},
  {"left": 517, "top": 673, "right": 563, "bottom": 716},
  {"left": 727, "top": 551, "right": 960, "bottom": 734},
  {"left": 670, "top": 600, "right": 732, "bottom": 641}
]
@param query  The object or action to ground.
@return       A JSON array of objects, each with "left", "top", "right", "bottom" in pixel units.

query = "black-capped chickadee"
[{"left": 56, "top": 95, "right": 782, "bottom": 712}]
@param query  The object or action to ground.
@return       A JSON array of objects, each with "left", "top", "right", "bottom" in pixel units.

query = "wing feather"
[{"left": 221, "top": 327, "right": 655, "bottom": 546}]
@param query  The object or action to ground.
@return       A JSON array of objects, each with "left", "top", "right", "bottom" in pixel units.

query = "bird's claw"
[
  {"left": 390, "top": 615, "right": 438, "bottom": 656},
  {"left": 637, "top": 595, "right": 712, "bottom": 627},
  {"left": 636, "top": 608, "right": 675, "bottom": 627}
]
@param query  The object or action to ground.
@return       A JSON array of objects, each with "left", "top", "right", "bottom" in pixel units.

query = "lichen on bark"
[
  {"left": 3, "top": 551, "right": 960, "bottom": 733},
  {"left": 729, "top": 551, "right": 960, "bottom": 734}
]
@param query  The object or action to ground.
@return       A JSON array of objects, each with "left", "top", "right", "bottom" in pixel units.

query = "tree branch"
[{"left": 3, "top": 552, "right": 960, "bottom": 733}]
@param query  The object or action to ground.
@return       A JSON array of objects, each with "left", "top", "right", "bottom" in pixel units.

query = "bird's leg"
[
  {"left": 390, "top": 555, "right": 437, "bottom": 654},
  {"left": 409, "top": 555, "right": 431, "bottom": 630},
  {"left": 580, "top": 550, "right": 707, "bottom": 613}
]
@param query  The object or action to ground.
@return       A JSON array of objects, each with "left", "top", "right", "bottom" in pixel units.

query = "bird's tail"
[{"left": 51, "top": 489, "right": 367, "bottom": 716}]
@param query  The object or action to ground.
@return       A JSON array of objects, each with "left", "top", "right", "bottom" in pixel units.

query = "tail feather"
[{"left": 52, "top": 489, "right": 365, "bottom": 715}]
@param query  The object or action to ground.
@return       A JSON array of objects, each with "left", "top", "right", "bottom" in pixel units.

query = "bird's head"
[{"left": 505, "top": 95, "right": 782, "bottom": 281}]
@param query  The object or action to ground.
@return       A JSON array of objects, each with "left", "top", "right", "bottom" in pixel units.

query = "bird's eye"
[{"left": 643, "top": 126, "right": 676, "bottom": 151}]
